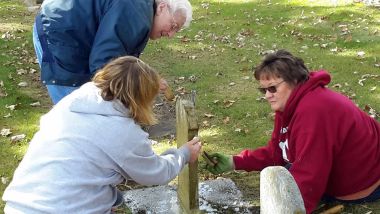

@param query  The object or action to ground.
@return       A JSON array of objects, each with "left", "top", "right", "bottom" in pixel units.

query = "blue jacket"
[{"left": 35, "top": 0, "right": 154, "bottom": 86}]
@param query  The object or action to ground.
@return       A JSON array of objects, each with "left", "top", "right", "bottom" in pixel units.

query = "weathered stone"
[
  {"left": 122, "top": 178, "right": 256, "bottom": 214},
  {"left": 260, "top": 166, "right": 305, "bottom": 214}
]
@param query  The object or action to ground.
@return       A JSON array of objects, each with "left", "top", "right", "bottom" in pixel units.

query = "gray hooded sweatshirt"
[{"left": 3, "top": 82, "right": 190, "bottom": 213}]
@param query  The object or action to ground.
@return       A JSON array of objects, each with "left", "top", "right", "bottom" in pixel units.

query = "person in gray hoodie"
[{"left": 2, "top": 56, "right": 202, "bottom": 213}]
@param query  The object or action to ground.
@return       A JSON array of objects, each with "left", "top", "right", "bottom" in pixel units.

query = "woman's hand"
[
  {"left": 185, "top": 137, "right": 202, "bottom": 163},
  {"left": 204, "top": 153, "right": 234, "bottom": 175},
  {"left": 159, "top": 78, "right": 169, "bottom": 92}
]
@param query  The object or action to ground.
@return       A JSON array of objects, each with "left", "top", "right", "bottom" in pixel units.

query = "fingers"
[
  {"left": 189, "top": 136, "right": 200, "bottom": 144},
  {"left": 211, "top": 152, "right": 223, "bottom": 158},
  {"left": 206, "top": 164, "right": 219, "bottom": 175},
  {"left": 188, "top": 137, "right": 201, "bottom": 151},
  {"left": 187, "top": 137, "right": 202, "bottom": 163},
  {"left": 159, "top": 78, "right": 169, "bottom": 91}
]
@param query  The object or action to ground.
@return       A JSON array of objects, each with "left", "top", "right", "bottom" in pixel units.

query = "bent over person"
[
  {"left": 204, "top": 50, "right": 380, "bottom": 213},
  {"left": 33, "top": 0, "right": 192, "bottom": 104},
  {"left": 3, "top": 56, "right": 202, "bottom": 213}
]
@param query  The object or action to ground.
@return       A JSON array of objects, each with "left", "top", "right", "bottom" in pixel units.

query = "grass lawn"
[{"left": 1, "top": 0, "right": 379, "bottom": 213}]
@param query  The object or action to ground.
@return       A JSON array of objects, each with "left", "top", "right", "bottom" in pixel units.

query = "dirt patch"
[{"left": 144, "top": 95, "right": 177, "bottom": 139}]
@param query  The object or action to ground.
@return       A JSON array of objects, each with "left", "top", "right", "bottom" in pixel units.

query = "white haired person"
[
  {"left": 204, "top": 50, "right": 380, "bottom": 213},
  {"left": 3, "top": 56, "right": 202, "bottom": 213},
  {"left": 33, "top": 0, "right": 192, "bottom": 104}
]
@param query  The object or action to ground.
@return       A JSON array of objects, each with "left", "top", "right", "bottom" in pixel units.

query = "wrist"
[{"left": 178, "top": 145, "right": 191, "bottom": 163}]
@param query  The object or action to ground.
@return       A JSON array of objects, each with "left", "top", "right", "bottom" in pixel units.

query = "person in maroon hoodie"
[{"left": 204, "top": 50, "right": 380, "bottom": 213}]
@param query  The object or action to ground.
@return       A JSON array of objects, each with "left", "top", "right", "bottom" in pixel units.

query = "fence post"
[{"left": 176, "top": 98, "right": 199, "bottom": 213}]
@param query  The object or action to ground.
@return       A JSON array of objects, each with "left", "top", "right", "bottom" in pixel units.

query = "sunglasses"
[{"left": 258, "top": 80, "right": 285, "bottom": 94}]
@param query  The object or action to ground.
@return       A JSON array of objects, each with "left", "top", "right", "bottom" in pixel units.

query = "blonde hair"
[{"left": 93, "top": 56, "right": 160, "bottom": 126}]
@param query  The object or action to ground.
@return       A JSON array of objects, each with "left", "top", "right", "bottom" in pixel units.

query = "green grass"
[
  {"left": 1, "top": 0, "right": 379, "bottom": 213},
  {"left": 0, "top": 0, "right": 53, "bottom": 211}
]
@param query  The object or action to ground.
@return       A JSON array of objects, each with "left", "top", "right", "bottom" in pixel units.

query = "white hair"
[{"left": 157, "top": 0, "right": 193, "bottom": 28}]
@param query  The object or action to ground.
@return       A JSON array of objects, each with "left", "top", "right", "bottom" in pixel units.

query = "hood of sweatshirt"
[
  {"left": 280, "top": 70, "right": 331, "bottom": 126},
  {"left": 66, "top": 82, "right": 129, "bottom": 117}
]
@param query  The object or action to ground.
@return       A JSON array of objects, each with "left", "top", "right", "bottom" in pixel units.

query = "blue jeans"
[{"left": 33, "top": 24, "right": 78, "bottom": 104}]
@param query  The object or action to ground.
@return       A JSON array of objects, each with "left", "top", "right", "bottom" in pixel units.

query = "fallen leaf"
[
  {"left": 357, "top": 51, "right": 365, "bottom": 58},
  {"left": 1, "top": 128, "right": 12, "bottom": 137},
  {"left": 1, "top": 31, "right": 15, "bottom": 40},
  {"left": 5, "top": 104, "right": 17, "bottom": 110},
  {"left": 175, "top": 87, "right": 186, "bottom": 94},
  {"left": 223, "top": 100, "right": 236, "bottom": 108},
  {"left": 201, "top": 2, "right": 209, "bottom": 9},
  {"left": 30, "top": 102, "right": 41, "bottom": 106},
  {"left": 16, "top": 69, "right": 27, "bottom": 75},
  {"left": 358, "top": 79, "right": 365, "bottom": 86},
  {"left": 202, "top": 120, "right": 210, "bottom": 127},
  {"left": 29, "top": 68, "right": 37, "bottom": 74},
  {"left": 330, "top": 47, "right": 338, "bottom": 53},
  {"left": 188, "top": 75, "right": 197, "bottom": 83},
  {"left": 364, "top": 105, "right": 379, "bottom": 119},
  {"left": 204, "top": 113, "right": 215, "bottom": 118},
  {"left": 1, "top": 177, "right": 9, "bottom": 185},
  {"left": 18, "top": 82, "right": 28, "bottom": 87},
  {"left": 223, "top": 117, "right": 230, "bottom": 124},
  {"left": 215, "top": 72, "right": 223, "bottom": 77},
  {"left": 260, "top": 50, "right": 275, "bottom": 55},
  {"left": 10, "top": 134, "right": 26, "bottom": 142},
  {"left": 256, "top": 97, "right": 266, "bottom": 101}
]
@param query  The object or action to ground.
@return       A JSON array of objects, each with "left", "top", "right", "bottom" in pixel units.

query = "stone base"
[{"left": 123, "top": 177, "right": 257, "bottom": 213}]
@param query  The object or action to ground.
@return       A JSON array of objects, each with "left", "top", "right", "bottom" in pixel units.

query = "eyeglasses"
[{"left": 258, "top": 80, "right": 285, "bottom": 94}]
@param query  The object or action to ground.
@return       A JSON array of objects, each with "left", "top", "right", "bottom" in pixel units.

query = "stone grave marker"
[{"left": 260, "top": 166, "right": 305, "bottom": 214}]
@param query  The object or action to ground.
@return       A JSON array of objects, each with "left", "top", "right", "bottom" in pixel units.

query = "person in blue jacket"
[{"left": 33, "top": 0, "right": 192, "bottom": 104}]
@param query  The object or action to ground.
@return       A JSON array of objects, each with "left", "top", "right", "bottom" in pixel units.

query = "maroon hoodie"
[{"left": 233, "top": 71, "right": 380, "bottom": 213}]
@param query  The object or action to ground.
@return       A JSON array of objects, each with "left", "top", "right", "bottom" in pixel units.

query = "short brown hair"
[
  {"left": 254, "top": 50, "right": 309, "bottom": 85},
  {"left": 92, "top": 56, "right": 160, "bottom": 126}
]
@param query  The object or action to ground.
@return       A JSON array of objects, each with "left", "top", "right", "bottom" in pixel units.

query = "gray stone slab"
[
  {"left": 260, "top": 166, "right": 305, "bottom": 214},
  {"left": 123, "top": 177, "right": 255, "bottom": 213}
]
